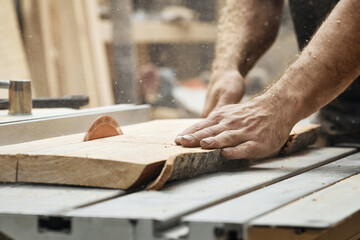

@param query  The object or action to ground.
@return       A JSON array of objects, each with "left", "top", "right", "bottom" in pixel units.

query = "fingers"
[
  {"left": 174, "top": 119, "right": 217, "bottom": 145},
  {"left": 178, "top": 124, "right": 227, "bottom": 147},
  {"left": 221, "top": 141, "right": 261, "bottom": 159},
  {"left": 199, "top": 130, "right": 247, "bottom": 149}
]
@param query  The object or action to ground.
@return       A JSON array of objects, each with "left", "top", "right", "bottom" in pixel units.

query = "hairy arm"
[
  {"left": 176, "top": 0, "right": 360, "bottom": 159},
  {"left": 203, "top": 0, "right": 284, "bottom": 117}
]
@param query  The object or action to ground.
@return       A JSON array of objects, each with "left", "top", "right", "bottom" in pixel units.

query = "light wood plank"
[{"left": 0, "top": 119, "right": 322, "bottom": 189}]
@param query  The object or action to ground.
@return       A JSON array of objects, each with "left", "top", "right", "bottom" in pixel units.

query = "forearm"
[
  {"left": 212, "top": 0, "right": 284, "bottom": 76},
  {"left": 264, "top": 0, "right": 360, "bottom": 124}
]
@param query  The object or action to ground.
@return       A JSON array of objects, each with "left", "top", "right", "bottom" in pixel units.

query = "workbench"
[{"left": 0, "top": 106, "right": 360, "bottom": 240}]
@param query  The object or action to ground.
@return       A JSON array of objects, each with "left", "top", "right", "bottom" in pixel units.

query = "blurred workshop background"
[{"left": 0, "top": 0, "right": 298, "bottom": 119}]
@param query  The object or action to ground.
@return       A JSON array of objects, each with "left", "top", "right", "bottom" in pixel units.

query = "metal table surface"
[{"left": 0, "top": 147, "right": 359, "bottom": 240}]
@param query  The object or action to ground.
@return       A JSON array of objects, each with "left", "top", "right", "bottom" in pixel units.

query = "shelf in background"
[{"left": 102, "top": 20, "right": 217, "bottom": 44}]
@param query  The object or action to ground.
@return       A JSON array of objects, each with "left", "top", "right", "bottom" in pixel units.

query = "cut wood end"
[
  {"left": 146, "top": 155, "right": 176, "bottom": 190},
  {"left": 83, "top": 115, "right": 123, "bottom": 141}
]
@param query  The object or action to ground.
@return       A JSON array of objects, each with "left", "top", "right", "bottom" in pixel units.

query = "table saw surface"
[
  {"left": 0, "top": 106, "right": 359, "bottom": 240},
  {"left": 0, "top": 147, "right": 359, "bottom": 240}
]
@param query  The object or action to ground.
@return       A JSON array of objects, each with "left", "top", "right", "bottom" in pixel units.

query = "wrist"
[
  {"left": 259, "top": 82, "right": 304, "bottom": 128},
  {"left": 210, "top": 69, "right": 245, "bottom": 84},
  {"left": 211, "top": 60, "right": 239, "bottom": 74}
]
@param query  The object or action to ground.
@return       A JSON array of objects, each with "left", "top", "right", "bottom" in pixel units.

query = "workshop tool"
[
  {"left": 0, "top": 95, "right": 89, "bottom": 110},
  {"left": 0, "top": 119, "right": 321, "bottom": 190},
  {"left": 0, "top": 79, "right": 32, "bottom": 115},
  {"left": 0, "top": 104, "right": 150, "bottom": 146},
  {"left": 0, "top": 147, "right": 358, "bottom": 240}
]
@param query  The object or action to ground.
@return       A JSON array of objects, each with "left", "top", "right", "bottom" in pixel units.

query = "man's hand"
[
  {"left": 202, "top": 71, "right": 245, "bottom": 117},
  {"left": 176, "top": 94, "right": 296, "bottom": 159}
]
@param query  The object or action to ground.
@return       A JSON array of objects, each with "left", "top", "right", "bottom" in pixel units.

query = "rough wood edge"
[
  {"left": 148, "top": 124, "right": 321, "bottom": 191},
  {"left": 147, "top": 150, "right": 251, "bottom": 190},
  {"left": 281, "top": 124, "right": 321, "bottom": 155},
  {"left": 146, "top": 155, "right": 177, "bottom": 190}
]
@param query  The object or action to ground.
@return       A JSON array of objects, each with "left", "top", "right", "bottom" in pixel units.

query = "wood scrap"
[{"left": 0, "top": 119, "right": 320, "bottom": 190}]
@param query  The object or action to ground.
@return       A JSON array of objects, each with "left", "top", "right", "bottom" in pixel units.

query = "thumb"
[{"left": 202, "top": 93, "right": 218, "bottom": 118}]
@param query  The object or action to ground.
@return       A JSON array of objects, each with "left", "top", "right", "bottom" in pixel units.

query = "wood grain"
[{"left": 0, "top": 119, "right": 320, "bottom": 189}]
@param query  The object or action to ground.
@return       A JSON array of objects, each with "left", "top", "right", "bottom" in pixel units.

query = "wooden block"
[{"left": 0, "top": 119, "right": 320, "bottom": 189}]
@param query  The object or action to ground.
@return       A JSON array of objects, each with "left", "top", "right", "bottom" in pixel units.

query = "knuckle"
[
  {"left": 222, "top": 118, "right": 238, "bottom": 128},
  {"left": 209, "top": 112, "right": 222, "bottom": 122},
  {"left": 222, "top": 131, "right": 236, "bottom": 143},
  {"left": 203, "top": 127, "right": 216, "bottom": 136},
  {"left": 193, "top": 122, "right": 203, "bottom": 132}
]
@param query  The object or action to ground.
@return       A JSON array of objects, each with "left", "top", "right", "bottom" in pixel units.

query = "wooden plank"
[
  {"left": 0, "top": 0, "right": 30, "bottom": 98},
  {"left": 250, "top": 172, "right": 360, "bottom": 228},
  {"left": 182, "top": 152, "right": 360, "bottom": 234},
  {"left": 64, "top": 148, "right": 354, "bottom": 224},
  {"left": 0, "top": 119, "right": 321, "bottom": 189}
]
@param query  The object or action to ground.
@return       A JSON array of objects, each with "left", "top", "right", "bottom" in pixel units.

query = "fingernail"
[
  {"left": 175, "top": 136, "right": 182, "bottom": 144},
  {"left": 182, "top": 135, "right": 194, "bottom": 143},
  {"left": 201, "top": 137, "right": 214, "bottom": 146}
]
